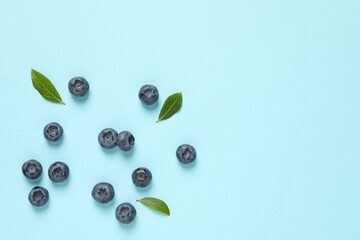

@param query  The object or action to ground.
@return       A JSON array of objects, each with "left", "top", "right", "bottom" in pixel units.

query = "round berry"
[
  {"left": 68, "top": 77, "right": 89, "bottom": 97},
  {"left": 176, "top": 144, "right": 196, "bottom": 164},
  {"left": 48, "top": 161, "right": 69, "bottom": 183},
  {"left": 28, "top": 186, "right": 49, "bottom": 207},
  {"left": 43, "top": 122, "right": 63, "bottom": 142},
  {"left": 117, "top": 131, "right": 135, "bottom": 151},
  {"left": 92, "top": 182, "right": 115, "bottom": 204},
  {"left": 138, "top": 84, "right": 159, "bottom": 105},
  {"left": 22, "top": 160, "right": 42, "bottom": 180},
  {"left": 132, "top": 167, "right": 152, "bottom": 187},
  {"left": 98, "top": 128, "right": 118, "bottom": 149},
  {"left": 115, "top": 202, "right": 136, "bottom": 224}
]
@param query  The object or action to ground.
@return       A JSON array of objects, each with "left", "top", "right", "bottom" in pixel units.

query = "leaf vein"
[{"left": 159, "top": 95, "right": 180, "bottom": 121}]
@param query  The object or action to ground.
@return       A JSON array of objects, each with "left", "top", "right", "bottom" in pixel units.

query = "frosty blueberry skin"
[
  {"left": 98, "top": 128, "right": 118, "bottom": 149},
  {"left": 117, "top": 131, "right": 135, "bottom": 151},
  {"left": 92, "top": 182, "right": 115, "bottom": 204},
  {"left": 132, "top": 167, "right": 152, "bottom": 187},
  {"left": 43, "top": 122, "right": 63, "bottom": 142},
  {"left": 22, "top": 160, "right": 42, "bottom": 180},
  {"left": 138, "top": 84, "right": 159, "bottom": 105},
  {"left": 28, "top": 186, "right": 49, "bottom": 207},
  {"left": 68, "top": 77, "right": 89, "bottom": 97},
  {"left": 115, "top": 202, "right": 136, "bottom": 224},
  {"left": 48, "top": 161, "right": 70, "bottom": 183},
  {"left": 176, "top": 144, "right": 196, "bottom": 164}
]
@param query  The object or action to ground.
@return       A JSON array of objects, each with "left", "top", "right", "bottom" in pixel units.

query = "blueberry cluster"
[
  {"left": 23, "top": 121, "right": 70, "bottom": 207},
  {"left": 95, "top": 125, "right": 151, "bottom": 223},
  {"left": 24, "top": 82, "right": 197, "bottom": 225},
  {"left": 24, "top": 76, "right": 89, "bottom": 206},
  {"left": 98, "top": 129, "right": 135, "bottom": 151}
]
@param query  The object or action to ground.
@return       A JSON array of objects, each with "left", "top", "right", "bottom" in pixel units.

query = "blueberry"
[
  {"left": 115, "top": 202, "right": 136, "bottom": 224},
  {"left": 92, "top": 182, "right": 115, "bottom": 204},
  {"left": 117, "top": 131, "right": 135, "bottom": 151},
  {"left": 28, "top": 186, "right": 49, "bottom": 207},
  {"left": 98, "top": 128, "right": 118, "bottom": 149},
  {"left": 68, "top": 77, "right": 89, "bottom": 97},
  {"left": 48, "top": 161, "right": 70, "bottom": 183},
  {"left": 138, "top": 84, "right": 159, "bottom": 105},
  {"left": 176, "top": 144, "right": 196, "bottom": 164},
  {"left": 22, "top": 160, "right": 42, "bottom": 180},
  {"left": 43, "top": 122, "right": 63, "bottom": 142},
  {"left": 132, "top": 167, "right": 152, "bottom": 187}
]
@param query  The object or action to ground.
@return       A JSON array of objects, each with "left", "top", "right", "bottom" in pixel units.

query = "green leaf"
[
  {"left": 156, "top": 92, "right": 182, "bottom": 123},
  {"left": 137, "top": 197, "right": 170, "bottom": 216},
  {"left": 31, "top": 69, "right": 65, "bottom": 105}
]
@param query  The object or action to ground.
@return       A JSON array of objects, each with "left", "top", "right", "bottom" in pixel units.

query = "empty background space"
[{"left": 0, "top": 0, "right": 359, "bottom": 239}]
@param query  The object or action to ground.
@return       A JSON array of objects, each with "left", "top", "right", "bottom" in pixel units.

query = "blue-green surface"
[{"left": 1, "top": 0, "right": 360, "bottom": 239}]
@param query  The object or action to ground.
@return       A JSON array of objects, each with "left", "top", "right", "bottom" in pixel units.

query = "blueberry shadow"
[
  {"left": 179, "top": 159, "right": 197, "bottom": 169},
  {"left": 140, "top": 101, "right": 159, "bottom": 111},
  {"left": 101, "top": 147, "right": 118, "bottom": 154},
  {"left": 46, "top": 136, "right": 64, "bottom": 147},
  {"left": 51, "top": 175, "right": 70, "bottom": 187},
  {"left": 71, "top": 91, "right": 90, "bottom": 103},
  {"left": 120, "top": 148, "right": 135, "bottom": 159},
  {"left": 94, "top": 199, "right": 115, "bottom": 209},
  {"left": 118, "top": 216, "right": 137, "bottom": 229},
  {"left": 31, "top": 200, "right": 50, "bottom": 212},
  {"left": 135, "top": 183, "right": 152, "bottom": 193},
  {"left": 25, "top": 174, "right": 43, "bottom": 185}
]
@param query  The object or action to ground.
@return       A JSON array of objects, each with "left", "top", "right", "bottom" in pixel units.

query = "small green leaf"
[
  {"left": 156, "top": 92, "right": 182, "bottom": 123},
  {"left": 137, "top": 197, "right": 170, "bottom": 216},
  {"left": 31, "top": 69, "right": 65, "bottom": 105}
]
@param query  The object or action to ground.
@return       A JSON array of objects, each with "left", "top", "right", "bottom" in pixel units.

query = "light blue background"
[{"left": 0, "top": 0, "right": 359, "bottom": 239}]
